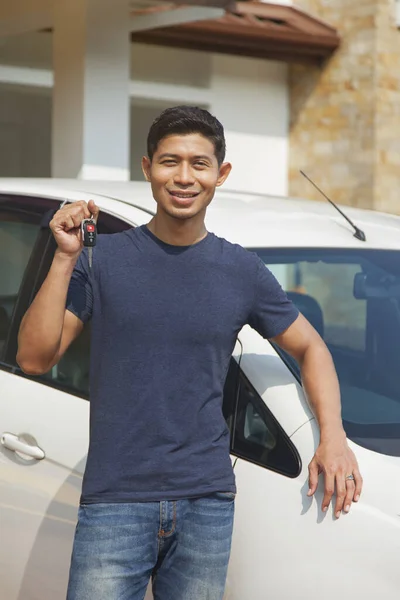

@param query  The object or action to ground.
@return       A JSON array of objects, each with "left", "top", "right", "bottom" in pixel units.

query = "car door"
[
  {"left": 221, "top": 342, "right": 306, "bottom": 600},
  {"left": 0, "top": 193, "right": 132, "bottom": 600},
  {"left": 0, "top": 194, "right": 65, "bottom": 600}
]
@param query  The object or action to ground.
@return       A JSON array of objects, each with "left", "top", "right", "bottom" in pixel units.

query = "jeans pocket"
[
  {"left": 214, "top": 491, "right": 236, "bottom": 501},
  {"left": 74, "top": 505, "right": 86, "bottom": 535}
]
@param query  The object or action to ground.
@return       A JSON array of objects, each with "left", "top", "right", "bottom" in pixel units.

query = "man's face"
[{"left": 142, "top": 133, "right": 231, "bottom": 221}]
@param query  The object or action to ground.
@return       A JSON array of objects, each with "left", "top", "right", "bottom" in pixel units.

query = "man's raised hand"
[{"left": 50, "top": 200, "right": 99, "bottom": 258}]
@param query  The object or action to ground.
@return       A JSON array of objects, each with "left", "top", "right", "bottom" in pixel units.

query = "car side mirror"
[{"left": 354, "top": 271, "right": 400, "bottom": 299}]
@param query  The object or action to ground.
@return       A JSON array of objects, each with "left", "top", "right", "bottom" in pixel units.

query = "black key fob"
[{"left": 81, "top": 218, "right": 97, "bottom": 247}]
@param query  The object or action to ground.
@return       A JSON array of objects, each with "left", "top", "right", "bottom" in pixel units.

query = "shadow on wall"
[{"left": 289, "top": 61, "right": 326, "bottom": 133}]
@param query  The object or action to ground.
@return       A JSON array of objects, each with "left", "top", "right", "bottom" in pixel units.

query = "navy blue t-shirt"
[{"left": 66, "top": 225, "right": 299, "bottom": 503}]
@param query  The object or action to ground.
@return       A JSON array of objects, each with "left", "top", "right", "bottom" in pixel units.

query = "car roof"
[{"left": 1, "top": 178, "right": 400, "bottom": 250}]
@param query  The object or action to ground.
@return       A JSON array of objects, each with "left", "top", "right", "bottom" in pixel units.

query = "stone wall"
[{"left": 289, "top": 0, "right": 400, "bottom": 215}]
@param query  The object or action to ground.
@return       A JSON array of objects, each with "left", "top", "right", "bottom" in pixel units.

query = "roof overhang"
[{"left": 131, "top": 2, "right": 340, "bottom": 64}]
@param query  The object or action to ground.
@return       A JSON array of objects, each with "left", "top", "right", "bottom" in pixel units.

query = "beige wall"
[{"left": 289, "top": 0, "right": 400, "bottom": 215}]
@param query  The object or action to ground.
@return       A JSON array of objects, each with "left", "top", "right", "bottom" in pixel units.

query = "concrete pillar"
[{"left": 52, "top": 0, "right": 130, "bottom": 180}]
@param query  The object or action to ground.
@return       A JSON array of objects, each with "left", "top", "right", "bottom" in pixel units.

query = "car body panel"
[
  {"left": 1, "top": 178, "right": 400, "bottom": 249},
  {"left": 229, "top": 421, "right": 400, "bottom": 600},
  {"left": 0, "top": 369, "right": 87, "bottom": 599}
]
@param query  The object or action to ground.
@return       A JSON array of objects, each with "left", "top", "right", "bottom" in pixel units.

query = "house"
[{"left": 0, "top": 0, "right": 357, "bottom": 205}]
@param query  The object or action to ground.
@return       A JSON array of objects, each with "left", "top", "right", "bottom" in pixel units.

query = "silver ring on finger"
[{"left": 345, "top": 474, "right": 355, "bottom": 481}]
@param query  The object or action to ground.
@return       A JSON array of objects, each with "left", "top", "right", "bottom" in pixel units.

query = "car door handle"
[{"left": 1, "top": 432, "right": 45, "bottom": 460}]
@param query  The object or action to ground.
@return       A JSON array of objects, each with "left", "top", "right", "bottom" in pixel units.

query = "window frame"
[
  {"left": 223, "top": 356, "right": 302, "bottom": 478},
  {"left": 0, "top": 196, "right": 54, "bottom": 369}
]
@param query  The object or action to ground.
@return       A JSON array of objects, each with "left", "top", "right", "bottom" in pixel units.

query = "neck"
[{"left": 147, "top": 211, "right": 207, "bottom": 246}]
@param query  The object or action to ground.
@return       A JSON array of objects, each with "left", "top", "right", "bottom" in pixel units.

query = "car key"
[{"left": 81, "top": 218, "right": 97, "bottom": 268}]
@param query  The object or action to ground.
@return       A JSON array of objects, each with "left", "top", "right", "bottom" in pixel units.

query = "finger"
[
  {"left": 70, "top": 200, "right": 91, "bottom": 220},
  {"left": 307, "top": 459, "right": 319, "bottom": 496},
  {"left": 334, "top": 473, "right": 346, "bottom": 518},
  {"left": 67, "top": 211, "right": 85, "bottom": 229},
  {"left": 322, "top": 473, "right": 335, "bottom": 513},
  {"left": 66, "top": 202, "right": 91, "bottom": 226},
  {"left": 353, "top": 469, "right": 363, "bottom": 502},
  {"left": 343, "top": 478, "right": 356, "bottom": 513},
  {"left": 63, "top": 215, "right": 78, "bottom": 232},
  {"left": 51, "top": 213, "right": 72, "bottom": 233},
  {"left": 55, "top": 202, "right": 86, "bottom": 224},
  {"left": 88, "top": 199, "right": 100, "bottom": 222}
]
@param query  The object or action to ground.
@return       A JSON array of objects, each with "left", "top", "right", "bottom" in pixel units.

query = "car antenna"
[{"left": 300, "top": 170, "right": 366, "bottom": 242}]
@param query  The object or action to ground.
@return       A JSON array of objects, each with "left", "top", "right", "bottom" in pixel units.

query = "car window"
[
  {"left": 269, "top": 261, "right": 366, "bottom": 351},
  {"left": 0, "top": 209, "right": 41, "bottom": 360},
  {"left": 256, "top": 248, "right": 400, "bottom": 457},
  {"left": 223, "top": 358, "right": 301, "bottom": 477}
]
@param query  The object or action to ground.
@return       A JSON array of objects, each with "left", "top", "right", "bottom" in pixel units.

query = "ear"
[
  {"left": 141, "top": 156, "right": 151, "bottom": 182},
  {"left": 216, "top": 162, "right": 232, "bottom": 187}
]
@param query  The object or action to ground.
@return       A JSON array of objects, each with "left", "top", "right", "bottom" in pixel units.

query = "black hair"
[{"left": 147, "top": 105, "right": 226, "bottom": 165}]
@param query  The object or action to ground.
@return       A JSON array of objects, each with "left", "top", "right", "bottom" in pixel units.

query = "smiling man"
[
  {"left": 17, "top": 106, "right": 362, "bottom": 600},
  {"left": 142, "top": 108, "right": 231, "bottom": 245}
]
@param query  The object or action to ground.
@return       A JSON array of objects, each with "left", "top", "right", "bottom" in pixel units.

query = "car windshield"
[{"left": 254, "top": 247, "right": 400, "bottom": 457}]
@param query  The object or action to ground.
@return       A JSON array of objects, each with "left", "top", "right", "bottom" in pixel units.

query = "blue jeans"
[{"left": 66, "top": 492, "right": 235, "bottom": 600}]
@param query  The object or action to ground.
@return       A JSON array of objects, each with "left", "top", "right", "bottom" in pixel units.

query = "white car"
[{"left": 1, "top": 179, "right": 400, "bottom": 600}]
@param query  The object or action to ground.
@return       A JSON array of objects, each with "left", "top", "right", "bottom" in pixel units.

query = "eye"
[
  {"left": 194, "top": 161, "right": 208, "bottom": 168},
  {"left": 161, "top": 159, "right": 177, "bottom": 166}
]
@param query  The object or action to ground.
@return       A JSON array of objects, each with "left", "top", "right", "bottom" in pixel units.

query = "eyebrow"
[{"left": 158, "top": 153, "right": 212, "bottom": 161}]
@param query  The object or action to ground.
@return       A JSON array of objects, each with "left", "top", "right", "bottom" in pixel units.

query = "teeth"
[{"left": 171, "top": 192, "right": 197, "bottom": 198}]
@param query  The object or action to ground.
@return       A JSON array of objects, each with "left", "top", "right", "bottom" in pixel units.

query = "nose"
[{"left": 173, "top": 163, "right": 195, "bottom": 186}]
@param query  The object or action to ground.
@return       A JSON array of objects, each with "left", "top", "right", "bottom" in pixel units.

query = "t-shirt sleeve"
[
  {"left": 66, "top": 249, "right": 93, "bottom": 323},
  {"left": 247, "top": 257, "right": 299, "bottom": 339}
]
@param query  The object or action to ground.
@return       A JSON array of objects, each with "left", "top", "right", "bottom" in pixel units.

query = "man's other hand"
[{"left": 307, "top": 435, "right": 363, "bottom": 518}]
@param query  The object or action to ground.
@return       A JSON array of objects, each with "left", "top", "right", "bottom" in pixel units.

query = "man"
[{"left": 17, "top": 106, "right": 362, "bottom": 600}]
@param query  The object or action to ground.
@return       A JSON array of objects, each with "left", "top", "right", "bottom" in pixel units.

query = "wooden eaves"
[{"left": 131, "top": 2, "right": 340, "bottom": 65}]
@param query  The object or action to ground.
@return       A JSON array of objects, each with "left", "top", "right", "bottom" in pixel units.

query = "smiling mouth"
[{"left": 168, "top": 191, "right": 200, "bottom": 199}]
